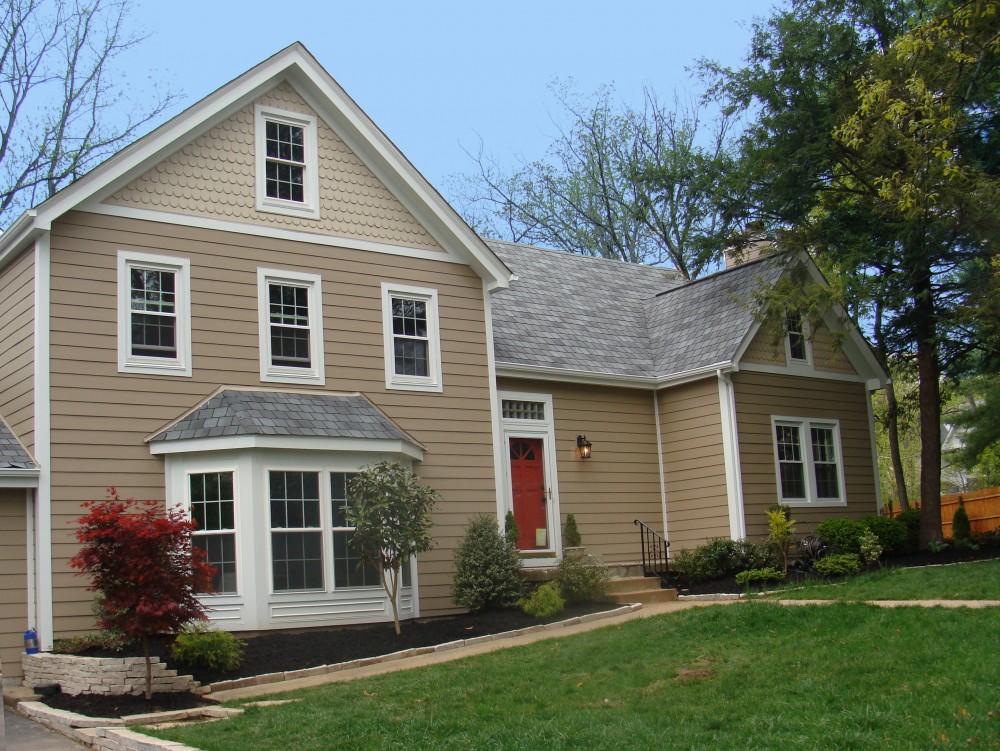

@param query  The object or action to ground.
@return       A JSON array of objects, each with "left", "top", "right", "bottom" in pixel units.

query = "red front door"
[{"left": 510, "top": 437, "right": 547, "bottom": 550}]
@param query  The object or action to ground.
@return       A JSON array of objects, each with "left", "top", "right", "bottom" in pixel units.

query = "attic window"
[
  {"left": 254, "top": 105, "right": 319, "bottom": 219},
  {"left": 785, "top": 312, "right": 811, "bottom": 364}
]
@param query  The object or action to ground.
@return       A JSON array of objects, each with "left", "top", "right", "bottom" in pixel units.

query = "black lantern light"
[{"left": 576, "top": 434, "right": 593, "bottom": 460}]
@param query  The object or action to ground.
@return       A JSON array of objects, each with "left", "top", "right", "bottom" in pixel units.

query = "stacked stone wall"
[{"left": 22, "top": 653, "right": 197, "bottom": 695}]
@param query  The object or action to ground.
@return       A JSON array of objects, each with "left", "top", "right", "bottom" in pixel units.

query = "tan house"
[{"left": 0, "top": 44, "right": 886, "bottom": 684}]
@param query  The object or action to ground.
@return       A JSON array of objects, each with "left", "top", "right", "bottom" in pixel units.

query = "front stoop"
[{"left": 605, "top": 576, "right": 678, "bottom": 605}]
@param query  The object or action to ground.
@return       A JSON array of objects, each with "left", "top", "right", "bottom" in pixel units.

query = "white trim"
[
  {"left": 717, "top": 370, "right": 746, "bottom": 540},
  {"left": 254, "top": 105, "right": 320, "bottom": 219},
  {"left": 498, "top": 390, "right": 561, "bottom": 559},
  {"left": 770, "top": 415, "right": 849, "bottom": 507},
  {"left": 739, "top": 362, "right": 869, "bottom": 384},
  {"left": 26, "top": 488, "right": 36, "bottom": 638},
  {"left": 866, "top": 388, "right": 884, "bottom": 513},
  {"left": 380, "top": 283, "right": 442, "bottom": 392},
  {"left": 149, "top": 434, "right": 424, "bottom": 461},
  {"left": 257, "top": 268, "right": 325, "bottom": 385},
  {"left": 33, "top": 235, "right": 53, "bottom": 651},
  {"left": 494, "top": 361, "right": 735, "bottom": 391},
  {"left": 652, "top": 392, "right": 670, "bottom": 541},
  {"left": 116, "top": 250, "right": 192, "bottom": 377},
  {"left": 483, "top": 282, "right": 507, "bottom": 522},
  {"left": 0, "top": 470, "right": 39, "bottom": 487},
  {"left": 185, "top": 467, "right": 241, "bottom": 596}
]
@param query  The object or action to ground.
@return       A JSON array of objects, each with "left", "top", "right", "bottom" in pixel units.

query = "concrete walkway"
[{"left": 4, "top": 706, "right": 85, "bottom": 750}]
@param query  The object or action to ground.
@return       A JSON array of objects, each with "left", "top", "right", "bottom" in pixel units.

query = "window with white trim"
[
  {"left": 330, "top": 473, "right": 382, "bottom": 588},
  {"left": 269, "top": 470, "right": 324, "bottom": 592},
  {"left": 381, "top": 283, "right": 442, "bottom": 392},
  {"left": 785, "top": 312, "right": 812, "bottom": 364},
  {"left": 189, "top": 471, "right": 237, "bottom": 595},
  {"left": 772, "top": 417, "right": 845, "bottom": 504},
  {"left": 501, "top": 400, "right": 545, "bottom": 421},
  {"left": 117, "top": 251, "right": 191, "bottom": 376},
  {"left": 254, "top": 105, "right": 319, "bottom": 218},
  {"left": 257, "top": 268, "right": 325, "bottom": 384}
]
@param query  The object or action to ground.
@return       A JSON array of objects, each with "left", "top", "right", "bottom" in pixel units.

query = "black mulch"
[{"left": 41, "top": 689, "right": 213, "bottom": 718}]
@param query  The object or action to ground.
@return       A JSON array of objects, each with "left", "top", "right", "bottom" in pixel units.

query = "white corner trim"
[
  {"left": 380, "top": 283, "right": 443, "bottom": 393},
  {"left": 717, "top": 370, "right": 746, "bottom": 540},
  {"left": 33, "top": 234, "right": 54, "bottom": 651},
  {"left": 254, "top": 105, "right": 320, "bottom": 219},
  {"left": 483, "top": 281, "right": 507, "bottom": 521},
  {"left": 257, "top": 267, "right": 325, "bottom": 385},
  {"left": 116, "top": 250, "right": 192, "bottom": 377},
  {"left": 652, "top": 392, "right": 670, "bottom": 542}
]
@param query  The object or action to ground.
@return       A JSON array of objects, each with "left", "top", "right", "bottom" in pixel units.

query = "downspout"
[
  {"left": 716, "top": 368, "right": 746, "bottom": 540},
  {"left": 652, "top": 391, "right": 669, "bottom": 543},
  {"left": 26, "top": 488, "right": 36, "bottom": 635}
]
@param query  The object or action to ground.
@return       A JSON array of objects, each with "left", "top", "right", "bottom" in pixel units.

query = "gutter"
[{"left": 495, "top": 361, "right": 736, "bottom": 391}]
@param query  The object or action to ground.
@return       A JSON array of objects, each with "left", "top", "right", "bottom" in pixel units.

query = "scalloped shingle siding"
[{"left": 105, "top": 83, "right": 442, "bottom": 250}]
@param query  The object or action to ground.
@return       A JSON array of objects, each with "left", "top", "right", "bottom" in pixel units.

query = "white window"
[
  {"left": 772, "top": 417, "right": 846, "bottom": 505},
  {"left": 189, "top": 471, "right": 238, "bottom": 595},
  {"left": 269, "top": 470, "right": 325, "bottom": 592},
  {"left": 501, "top": 400, "right": 545, "bottom": 421},
  {"left": 257, "top": 268, "right": 325, "bottom": 385},
  {"left": 254, "top": 105, "right": 319, "bottom": 219},
  {"left": 117, "top": 251, "right": 191, "bottom": 376},
  {"left": 785, "top": 312, "right": 812, "bottom": 364},
  {"left": 381, "top": 283, "right": 442, "bottom": 392}
]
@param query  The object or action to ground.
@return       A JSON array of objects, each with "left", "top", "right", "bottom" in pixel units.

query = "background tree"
[
  {"left": 453, "top": 84, "right": 737, "bottom": 278},
  {"left": 1, "top": 0, "right": 177, "bottom": 227},
  {"left": 347, "top": 462, "right": 437, "bottom": 635},
  {"left": 69, "top": 489, "right": 214, "bottom": 700}
]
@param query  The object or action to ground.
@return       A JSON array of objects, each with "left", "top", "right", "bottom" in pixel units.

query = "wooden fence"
[{"left": 885, "top": 486, "right": 1000, "bottom": 537}]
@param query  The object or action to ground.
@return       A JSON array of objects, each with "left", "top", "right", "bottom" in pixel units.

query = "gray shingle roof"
[
  {"left": 0, "top": 416, "right": 36, "bottom": 469},
  {"left": 489, "top": 240, "right": 788, "bottom": 379},
  {"left": 149, "top": 389, "right": 422, "bottom": 447}
]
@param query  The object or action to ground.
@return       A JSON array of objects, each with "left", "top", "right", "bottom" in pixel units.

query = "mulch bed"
[{"left": 40, "top": 689, "right": 214, "bottom": 718}]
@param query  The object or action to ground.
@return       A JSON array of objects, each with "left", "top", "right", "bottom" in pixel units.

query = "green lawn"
[
  {"left": 770, "top": 559, "right": 1000, "bottom": 601},
  {"left": 150, "top": 603, "right": 1000, "bottom": 751}
]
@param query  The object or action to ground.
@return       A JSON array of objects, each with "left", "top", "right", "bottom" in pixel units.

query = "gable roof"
[{"left": 0, "top": 43, "right": 510, "bottom": 289}]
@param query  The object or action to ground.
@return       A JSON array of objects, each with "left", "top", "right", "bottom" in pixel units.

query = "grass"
[
  {"left": 149, "top": 603, "right": 1000, "bottom": 751},
  {"left": 769, "top": 559, "right": 1000, "bottom": 601}
]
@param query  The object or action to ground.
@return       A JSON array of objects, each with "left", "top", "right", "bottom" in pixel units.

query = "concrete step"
[
  {"left": 606, "top": 576, "right": 663, "bottom": 594},
  {"left": 606, "top": 587, "right": 678, "bottom": 605}
]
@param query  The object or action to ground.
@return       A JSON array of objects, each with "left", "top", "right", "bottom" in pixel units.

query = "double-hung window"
[
  {"left": 269, "top": 470, "right": 324, "bottom": 592},
  {"left": 254, "top": 106, "right": 319, "bottom": 218},
  {"left": 257, "top": 268, "right": 324, "bottom": 384},
  {"left": 785, "top": 312, "right": 812, "bottom": 364},
  {"left": 330, "top": 473, "right": 381, "bottom": 588},
  {"left": 190, "top": 472, "right": 237, "bottom": 595},
  {"left": 381, "top": 283, "right": 442, "bottom": 392},
  {"left": 117, "top": 251, "right": 191, "bottom": 376},
  {"left": 772, "top": 417, "right": 846, "bottom": 505}
]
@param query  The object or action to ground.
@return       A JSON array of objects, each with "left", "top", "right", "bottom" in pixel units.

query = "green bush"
[
  {"left": 170, "top": 627, "right": 245, "bottom": 672},
  {"left": 813, "top": 553, "right": 861, "bottom": 578},
  {"left": 859, "top": 514, "right": 908, "bottom": 556},
  {"left": 504, "top": 511, "right": 519, "bottom": 548},
  {"left": 951, "top": 502, "right": 972, "bottom": 541},
  {"left": 557, "top": 549, "right": 609, "bottom": 603},
  {"left": 896, "top": 508, "right": 921, "bottom": 553},
  {"left": 53, "top": 630, "right": 131, "bottom": 655},
  {"left": 563, "top": 514, "right": 582, "bottom": 548},
  {"left": 519, "top": 581, "right": 565, "bottom": 619},
  {"left": 815, "top": 518, "right": 865, "bottom": 554},
  {"left": 733, "top": 539, "right": 781, "bottom": 571},
  {"left": 858, "top": 528, "right": 883, "bottom": 566},
  {"left": 452, "top": 515, "right": 524, "bottom": 612},
  {"left": 671, "top": 537, "right": 781, "bottom": 582},
  {"left": 734, "top": 567, "right": 785, "bottom": 588}
]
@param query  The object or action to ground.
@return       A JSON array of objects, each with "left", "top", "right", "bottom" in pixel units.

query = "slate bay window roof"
[{"left": 0, "top": 417, "right": 36, "bottom": 470}]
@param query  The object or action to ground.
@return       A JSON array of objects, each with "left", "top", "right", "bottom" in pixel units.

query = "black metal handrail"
[{"left": 634, "top": 519, "right": 670, "bottom": 587}]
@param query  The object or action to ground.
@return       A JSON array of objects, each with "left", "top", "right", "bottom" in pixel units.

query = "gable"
[
  {"left": 741, "top": 318, "right": 858, "bottom": 375},
  {"left": 102, "top": 83, "right": 442, "bottom": 251}
]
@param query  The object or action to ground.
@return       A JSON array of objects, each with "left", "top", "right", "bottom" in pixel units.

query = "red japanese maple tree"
[{"left": 70, "top": 488, "right": 215, "bottom": 699}]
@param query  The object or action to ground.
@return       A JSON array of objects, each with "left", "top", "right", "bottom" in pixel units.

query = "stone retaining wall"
[{"left": 22, "top": 653, "right": 197, "bottom": 696}]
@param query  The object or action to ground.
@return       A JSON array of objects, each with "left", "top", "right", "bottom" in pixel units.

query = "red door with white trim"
[{"left": 509, "top": 437, "right": 547, "bottom": 550}]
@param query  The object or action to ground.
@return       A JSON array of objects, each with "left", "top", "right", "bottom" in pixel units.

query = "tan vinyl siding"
[
  {"left": 0, "top": 489, "right": 29, "bottom": 683},
  {"left": 46, "top": 210, "right": 495, "bottom": 632},
  {"left": 0, "top": 249, "right": 35, "bottom": 455},
  {"left": 656, "top": 378, "right": 731, "bottom": 550},
  {"left": 104, "top": 83, "right": 442, "bottom": 251},
  {"left": 498, "top": 378, "right": 662, "bottom": 565},
  {"left": 741, "top": 319, "right": 857, "bottom": 374},
  {"left": 733, "top": 370, "right": 878, "bottom": 538}
]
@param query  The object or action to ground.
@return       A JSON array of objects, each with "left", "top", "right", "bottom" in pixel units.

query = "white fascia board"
[
  {"left": 0, "top": 470, "right": 40, "bottom": 488},
  {"left": 495, "top": 361, "right": 735, "bottom": 390},
  {"left": 148, "top": 434, "right": 424, "bottom": 461},
  {"left": 739, "top": 362, "right": 871, "bottom": 384},
  {"left": 0, "top": 211, "right": 45, "bottom": 272}
]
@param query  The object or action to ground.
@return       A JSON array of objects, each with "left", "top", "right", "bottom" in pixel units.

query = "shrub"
[
  {"left": 733, "top": 538, "right": 781, "bottom": 571},
  {"left": 734, "top": 567, "right": 785, "bottom": 588},
  {"left": 170, "top": 626, "right": 245, "bottom": 672},
  {"left": 504, "top": 511, "right": 519, "bottom": 548},
  {"left": 697, "top": 538, "right": 741, "bottom": 578},
  {"left": 951, "top": 502, "right": 972, "bottom": 541},
  {"left": 671, "top": 538, "right": 780, "bottom": 582},
  {"left": 563, "top": 514, "right": 582, "bottom": 548},
  {"left": 814, "top": 518, "right": 865, "bottom": 554},
  {"left": 928, "top": 539, "right": 950, "bottom": 553},
  {"left": 896, "top": 508, "right": 922, "bottom": 554},
  {"left": 768, "top": 503, "right": 791, "bottom": 520},
  {"left": 768, "top": 509, "right": 795, "bottom": 574},
  {"left": 814, "top": 553, "right": 861, "bottom": 578},
  {"left": 859, "top": 514, "right": 908, "bottom": 556},
  {"left": 858, "top": 528, "right": 883, "bottom": 566},
  {"left": 519, "top": 581, "right": 565, "bottom": 619},
  {"left": 452, "top": 515, "right": 524, "bottom": 612},
  {"left": 53, "top": 630, "right": 131, "bottom": 655},
  {"left": 558, "top": 549, "right": 609, "bottom": 603}
]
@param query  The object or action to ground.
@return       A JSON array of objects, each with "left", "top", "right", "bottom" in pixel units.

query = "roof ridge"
[
  {"left": 488, "top": 239, "right": 684, "bottom": 281},
  {"left": 654, "top": 252, "right": 788, "bottom": 298}
]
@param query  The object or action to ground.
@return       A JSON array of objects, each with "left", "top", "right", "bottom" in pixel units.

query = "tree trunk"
[
  {"left": 885, "top": 379, "right": 910, "bottom": 510},
  {"left": 912, "top": 264, "right": 943, "bottom": 548},
  {"left": 381, "top": 565, "right": 402, "bottom": 636},
  {"left": 143, "top": 634, "right": 152, "bottom": 701}
]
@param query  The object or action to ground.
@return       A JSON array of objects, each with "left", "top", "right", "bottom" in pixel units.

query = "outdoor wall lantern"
[{"left": 576, "top": 434, "right": 593, "bottom": 460}]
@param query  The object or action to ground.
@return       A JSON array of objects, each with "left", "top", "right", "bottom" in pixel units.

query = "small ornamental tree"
[
  {"left": 767, "top": 508, "right": 795, "bottom": 576},
  {"left": 69, "top": 488, "right": 214, "bottom": 699},
  {"left": 347, "top": 462, "right": 438, "bottom": 636}
]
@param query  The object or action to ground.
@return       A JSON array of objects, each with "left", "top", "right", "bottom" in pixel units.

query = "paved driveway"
[{"left": 3, "top": 707, "right": 84, "bottom": 750}]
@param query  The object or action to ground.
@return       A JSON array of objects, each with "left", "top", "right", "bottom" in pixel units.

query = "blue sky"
[{"left": 126, "top": 1, "right": 775, "bottom": 198}]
